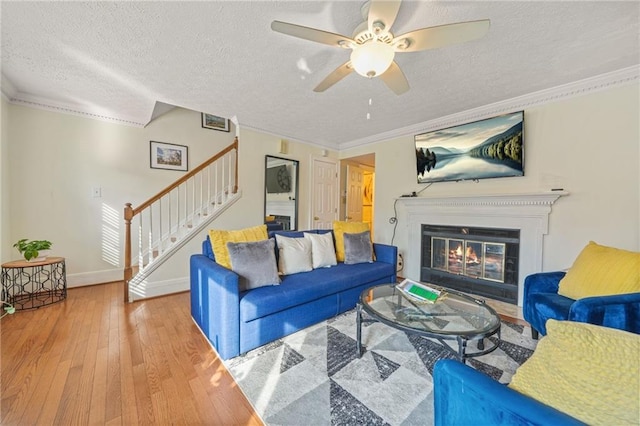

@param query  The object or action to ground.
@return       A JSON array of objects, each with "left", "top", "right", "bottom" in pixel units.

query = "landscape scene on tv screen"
[{"left": 415, "top": 111, "right": 524, "bottom": 183}]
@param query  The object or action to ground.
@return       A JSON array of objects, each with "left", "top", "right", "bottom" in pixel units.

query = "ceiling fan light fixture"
[{"left": 350, "top": 39, "right": 394, "bottom": 78}]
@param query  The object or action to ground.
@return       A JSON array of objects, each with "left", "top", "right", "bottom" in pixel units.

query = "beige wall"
[
  {"left": 2, "top": 83, "right": 638, "bottom": 296},
  {"left": 1, "top": 104, "right": 334, "bottom": 295},
  {"left": 341, "top": 83, "right": 640, "bottom": 281},
  {"left": 0, "top": 97, "right": 10, "bottom": 264}
]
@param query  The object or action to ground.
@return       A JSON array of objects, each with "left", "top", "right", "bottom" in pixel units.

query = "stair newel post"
[
  {"left": 233, "top": 136, "right": 239, "bottom": 194},
  {"left": 124, "top": 203, "right": 134, "bottom": 303}
]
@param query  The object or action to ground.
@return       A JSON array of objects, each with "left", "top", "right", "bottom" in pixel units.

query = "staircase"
[{"left": 123, "top": 138, "right": 239, "bottom": 302}]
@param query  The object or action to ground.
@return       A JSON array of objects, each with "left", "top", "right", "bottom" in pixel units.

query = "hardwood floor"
[
  {"left": 1, "top": 282, "right": 262, "bottom": 426},
  {"left": 1, "top": 281, "right": 530, "bottom": 425},
  {"left": 482, "top": 296, "right": 528, "bottom": 326}
]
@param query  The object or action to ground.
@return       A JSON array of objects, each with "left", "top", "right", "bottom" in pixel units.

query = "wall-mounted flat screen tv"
[
  {"left": 415, "top": 111, "right": 524, "bottom": 183},
  {"left": 266, "top": 165, "right": 291, "bottom": 193}
]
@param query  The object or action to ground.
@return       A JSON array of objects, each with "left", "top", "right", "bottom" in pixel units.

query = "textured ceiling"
[{"left": 2, "top": 1, "right": 639, "bottom": 149}]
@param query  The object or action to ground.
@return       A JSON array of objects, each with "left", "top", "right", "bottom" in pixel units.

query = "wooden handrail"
[
  {"left": 123, "top": 137, "right": 238, "bottom": 302},
  {"left": 132, "top": 137, "right": 238, "bottom": 216}
]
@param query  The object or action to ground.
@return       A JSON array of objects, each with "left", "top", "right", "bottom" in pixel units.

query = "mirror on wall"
[{"left": 264, "top": 155, "right": 299, "bottom": 231}]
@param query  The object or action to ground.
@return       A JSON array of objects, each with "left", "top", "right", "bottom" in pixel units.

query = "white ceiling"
[{"left": 2, "top": 1, "right": 639, "bottom": 150}]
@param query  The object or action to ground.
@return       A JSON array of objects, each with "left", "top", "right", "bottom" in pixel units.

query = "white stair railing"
[{"left": 124, "top": 138, "right": 239, "bottom": 302}]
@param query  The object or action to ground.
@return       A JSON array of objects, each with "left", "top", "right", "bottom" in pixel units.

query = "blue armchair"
[{"left": 523, "top": 271, "right": 640, "bottom": 338}]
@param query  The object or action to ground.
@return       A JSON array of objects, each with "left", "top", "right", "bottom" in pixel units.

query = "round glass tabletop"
[{"left": 359, "top": 283, "right": 501, "bottom": 339}]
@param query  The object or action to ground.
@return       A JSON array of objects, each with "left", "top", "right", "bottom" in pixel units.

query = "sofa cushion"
[
  {"left": 509, "top": 319, "right": 640, "bottom": 425},
  {"left": 304, "top": 232, "right": 337, "bottom": 268},
  {"left": 239, "top": 261, "right": 395, "bottom": 321},
  {"left": 333, "top": 221, "right": 369, "bottom": 262},
  {"left": 558, "top": 241, "right": 640, "bottom": 300},
  {"left": 209, "top": 224, "right": 268, "bottom": 269},
  {"left": 344, "top": 230, "right": 374, "bottom": 265},
  {"left": 275, "top": 234, "right": 313, "bottom": 275},
  {"left": 227, "top": 238, "right": 280, "bottom": 291}
]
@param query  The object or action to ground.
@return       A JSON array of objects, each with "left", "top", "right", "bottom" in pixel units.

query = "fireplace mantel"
[
  {"left": 397, "top": 191, "right": 568, "bottom": 207},
  {"left": 400, "top": 191, "right": 569, "bottom": 306}
]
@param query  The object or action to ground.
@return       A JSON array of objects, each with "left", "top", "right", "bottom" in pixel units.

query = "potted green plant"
[{"left": 13, "top": 239, "right": 52, "bottom": 262}]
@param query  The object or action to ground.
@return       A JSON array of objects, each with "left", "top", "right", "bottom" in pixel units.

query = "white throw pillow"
[
  {"left": 304, "top": 232, "right": 337, "bottom": 269},
  {"left": 275, "top": 234, "right": 313, "bottom": 275}
]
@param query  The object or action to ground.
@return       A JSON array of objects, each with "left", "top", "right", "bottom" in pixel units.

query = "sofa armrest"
[
  {"left": 569, "top": 292, "right": 640, "bottom": 334},
  {"left": 524, "top": 271, "right": 566, "bottom": 296},
  {"left": 434, "top": 359, "right": 583, "bottom": 426},
  {"left": 373, "top": 243, "right": 397, "bottom": 266},
  {"left": 190, "top": 254, "right": 241, "bottom": 360}
]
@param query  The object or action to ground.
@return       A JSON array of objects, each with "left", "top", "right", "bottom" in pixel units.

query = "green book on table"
[{"left": 407, "top": 284, "right": 439, "bottom": 302}]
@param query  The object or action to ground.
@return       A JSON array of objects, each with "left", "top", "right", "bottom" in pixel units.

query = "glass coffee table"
[{"left": 356, "top": 283, "right": 501, "bottom": 362}]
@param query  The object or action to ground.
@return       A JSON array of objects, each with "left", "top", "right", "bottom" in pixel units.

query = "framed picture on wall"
[
  {"left": 150, "top": 141, "right": 188, "bottom": 171},
  {"left": 201, "top": 113, "right": 230, "bottom": 132}
]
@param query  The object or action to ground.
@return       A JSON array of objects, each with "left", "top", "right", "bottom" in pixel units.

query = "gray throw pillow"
[
  {"left": 227, "top": 238, "right": 280, "bottom": 291},
  {"left": 343, "top": 230, "right": 373, "bottom": 265}
]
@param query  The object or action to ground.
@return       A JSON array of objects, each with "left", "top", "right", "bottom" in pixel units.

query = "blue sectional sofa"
[
  {"left": 190, "top": 229, "right": 397, "bottom": 360},
  {"left": 433, "top": 359, "right": 583, "bottom": 425}
]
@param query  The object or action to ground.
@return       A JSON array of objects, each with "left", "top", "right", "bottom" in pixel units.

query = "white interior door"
[
  {"left": 346, "top": 165, "right": 364, "bottom": 222},
  {"left": 311, "top": 157, "right": 339, "bottom": 229}
]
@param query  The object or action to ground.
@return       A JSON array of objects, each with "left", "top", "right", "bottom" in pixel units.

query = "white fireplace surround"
[{"left": 401, "top": 192, "right": 568, "bottom": 306}]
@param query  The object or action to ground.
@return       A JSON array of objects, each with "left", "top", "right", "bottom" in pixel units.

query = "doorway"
[
  {"left": 340, "top": 153, "right": 375, "bottom": 237},
  {"left": 310, "top": 156, "right": 339, "bottom": 229}
]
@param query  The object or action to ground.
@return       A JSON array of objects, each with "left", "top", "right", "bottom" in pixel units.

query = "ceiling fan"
[{"left": 271, "top": 0, "right": 490, "bottom": 95}]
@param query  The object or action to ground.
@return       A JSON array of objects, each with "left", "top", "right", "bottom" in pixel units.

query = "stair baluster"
[{"left": 123, "top": 137, "right": 239, "bottom": 302}]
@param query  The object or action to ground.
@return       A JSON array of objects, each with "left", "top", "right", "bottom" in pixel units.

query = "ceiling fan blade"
[
  {"left": 271, "top": 21, "right": 354, "bottom": 48},
  {"left": 394, "top": 19, "right": 490, "bottom": 52},
  {"left": 368, "top": 0, "right": 402, "bottom": 34},
  {"left": 314, "top": 62, "right": 354, "bottom": 92},
  {"left": 379, "top": 61, "right": 409, "bottom": 95}
]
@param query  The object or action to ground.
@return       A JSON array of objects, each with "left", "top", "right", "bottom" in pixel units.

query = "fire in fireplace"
[
  {"left": 421, "top": 225, "right": 519, "bottom": 304},
  {"left": 432, "top": 238, "right": 506, "bottom": 282}
]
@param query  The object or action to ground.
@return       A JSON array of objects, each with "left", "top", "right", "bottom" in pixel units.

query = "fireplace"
[
  {"left": 421, "top": 225, "right": 519, "bottom": 304},
  {"left": 401, "top": 192, "right": 567, "bottom": 306}
]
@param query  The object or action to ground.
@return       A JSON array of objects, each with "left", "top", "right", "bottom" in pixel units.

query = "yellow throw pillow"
[
  {"left": 557, "top": 241, "right": 640, "bottom": 300},
  {"left": 333, "top": 221, "right": 370, "bottom": 262},
  {"left": 509, "top": 320, "right": 640, "bottom": 425},
  {"left": 208, "top": 224, "right": 268, "bottom": 269}
]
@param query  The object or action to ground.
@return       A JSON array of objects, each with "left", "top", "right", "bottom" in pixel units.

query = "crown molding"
[
  {"left": 9, "top": 95, "right": 147, "bottom": 127},
  {"left": 3, "top": 66, "right": 638, "bottom": 142},
  {"left": 339, "top": 65, "right": 640, "bottom": 150},
  {"left": 2, "top": 74, "right": 147, "bottom": 127},
  {"left": 238, "top": 122, "right": 339, "bottom": 151}
]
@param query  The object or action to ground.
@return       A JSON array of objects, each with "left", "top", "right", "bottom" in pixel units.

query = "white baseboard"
[
  {"left": 67, "top": 268, "right": 189, "bottom": 301},
  {"left": 67, "top": 268, "right": 123, "bottom": 288},
  {"left": 129, "top": 277, "right": 189, "bottom": 301}
]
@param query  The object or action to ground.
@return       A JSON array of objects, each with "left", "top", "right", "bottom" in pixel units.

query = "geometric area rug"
[{"left": 224, "top": 309, "right": 538, "bottom": 426}]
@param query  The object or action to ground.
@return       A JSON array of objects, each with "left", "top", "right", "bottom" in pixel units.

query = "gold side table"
[{"left": 1, "top": 257, "right": 67, "bottom": 310}]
